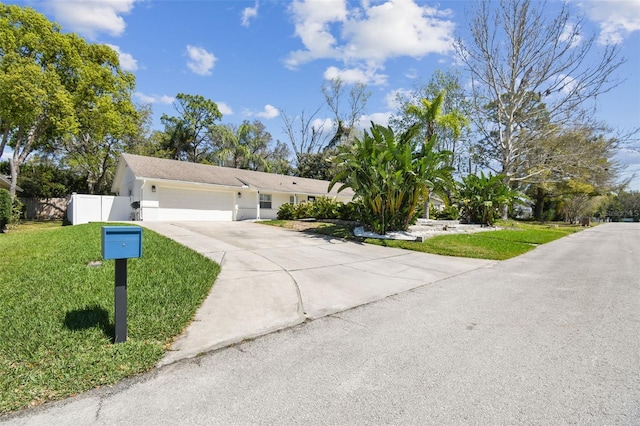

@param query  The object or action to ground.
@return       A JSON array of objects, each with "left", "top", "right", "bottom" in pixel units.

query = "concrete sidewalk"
[{"left": 140, "top": 221, "right": 495, "bottom": 366}]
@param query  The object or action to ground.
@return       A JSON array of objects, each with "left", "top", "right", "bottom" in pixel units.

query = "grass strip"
[
  {"left": 0, "top": 222, "right": 219, "bottom": 414},
  {"left": 366, "top": 226, "right": 581, "bottom": 260},
  {"left": 262, "top": 220, "right": 583, "bottom": 260}
]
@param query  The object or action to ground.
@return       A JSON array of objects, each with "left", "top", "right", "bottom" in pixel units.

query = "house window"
[
  {"left": 259, "top": 193, "right": 272, "bottom": 209},
  {"left": 308, "top": 196, "right": 316, "bottom": 202},
  {"left": 289, "top": 195, "right": 295, "bottom": 204}
]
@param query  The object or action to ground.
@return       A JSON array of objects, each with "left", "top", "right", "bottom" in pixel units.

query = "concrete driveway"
[{"left": 140, "top": 221, "right": 494, "bottom": 366}]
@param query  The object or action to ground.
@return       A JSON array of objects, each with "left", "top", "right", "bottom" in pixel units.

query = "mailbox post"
[{"left": 101, "top": 226, "right": 142, "bottom": 343}]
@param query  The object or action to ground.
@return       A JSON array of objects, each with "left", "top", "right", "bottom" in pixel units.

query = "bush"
[
  {"left": 11, "top": 197, "right": 24, "bottom": 226},
  {"left": 277, "top": 202, "right": 295, "bottom": 220},
  {"left": 293, "top": 201, "right": 314, "bottom": 219},
  {"left": 311, "top": 196, "right": 342, "bottom": 219},
  {"left": 276, "top": 197, "right": 360, "bottom": 222},
  {"left": 0, "top": 189, "right": 11, "bottom": 232},
  {"left": 433, "top": 205, "right": 460, "bottom": 220}
]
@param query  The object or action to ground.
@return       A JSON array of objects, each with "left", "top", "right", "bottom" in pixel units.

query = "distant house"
[
  {"left": 110, "top": 153, "right": 355, "bottom": 221},
  {"left": 0, "top": 175, "right": 22, "bottom": 193}
]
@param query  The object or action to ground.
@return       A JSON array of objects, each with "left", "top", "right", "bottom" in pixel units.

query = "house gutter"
[
  {"left": 135, "top": 176, "right": 246, "bottom": 191},
  {"left": 139, "top": 180, "right": 146, "bottom": 221}
]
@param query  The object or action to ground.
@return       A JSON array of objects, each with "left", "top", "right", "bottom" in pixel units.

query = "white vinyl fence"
[{"left": 67, "top": 194, "right": 131, "bottom": 225}]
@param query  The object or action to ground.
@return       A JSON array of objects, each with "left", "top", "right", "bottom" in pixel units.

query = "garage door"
[{"left": 158, "top": 187, "right": 233, "bottom": 221}]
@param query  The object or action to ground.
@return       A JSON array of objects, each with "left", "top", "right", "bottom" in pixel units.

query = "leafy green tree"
[
  {"left": 0, "top": 4, "right": 78, "bottom": 197},
  {"left": 330, "top": 123, "right": 453, "bottom": 234},
  {"left": 209, "top": 120, "right": 271, "bottom": 170},
  {"left": 160, "top": 93, "right": 222, "bottom": 163},
  {"left": 523, "top": 124, "right": 621, "bottom": 220},
  {"left": 391, "top": 70, "right": 471, "bottom": 175},
  {"left": 601, "top": 191, "right": 640, "bottom": 221},
  {"left": 296, "top": 151, "right": 335, "bottom": 181},
  {"left": 7, "top": 159, "right": 85, "bottom": 198},
  {"left": 57, "top": 42, "right": 138, "bottom": 194},
  {"left": 125, "top": 105, "right": 174, "bottom": 159},
  {"left": 457, "top": 172, "right": 520, "bottom": 226},
  {"left": 0, "top": 4, "right": 138, "bottom": 196},
  {"left": 266, "top": 140, "right": 294, "bottom": 175}
]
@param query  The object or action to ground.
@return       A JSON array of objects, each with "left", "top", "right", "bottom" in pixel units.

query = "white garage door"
[{"left": 158, "top": 187, "right": 233, "bottom": 221}]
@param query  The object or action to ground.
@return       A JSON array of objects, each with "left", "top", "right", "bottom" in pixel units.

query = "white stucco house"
[
  {"left": 0, "top": 175, "right": 22, "bottom": 193},
  {"left": 109, "top": 153, "right": 355, "bottom": 222}
]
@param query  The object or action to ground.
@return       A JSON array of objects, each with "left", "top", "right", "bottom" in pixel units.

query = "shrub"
[
  {"left": 0, "top": 189, "right": 11, "bottom": 232},
  {"left": 311, "top": 196, "right": 342, "bottom": 219},
  {"left": 277, "top": 202, "right": 295, "bottom": 220},
  {"left": 277, "top": 197, "right": 361, "bottom": 222},
  {"left": 339, "top": 200, "right": 360, "bottom": 221},
  {"left": 293, "top": 201, "right": 314, "bottom": 219},
  {"left": 10, "top": 197, "right": 24, "bottom": 226},
  {"left": 434, "top": 205, "right": 460, "bottom": 220}
]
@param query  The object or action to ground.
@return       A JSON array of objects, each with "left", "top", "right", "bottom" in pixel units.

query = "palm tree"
[{"left": 209, "top": 122, "right": 268, "bottom": 171}]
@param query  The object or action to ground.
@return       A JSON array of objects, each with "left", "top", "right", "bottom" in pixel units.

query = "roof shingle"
[{"left": 120, "top": 153, "right": 354, "bottom": 197}]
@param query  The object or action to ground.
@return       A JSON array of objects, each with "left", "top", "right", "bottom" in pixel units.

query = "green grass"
[
  {"left": 0, "top": 222, "right": 220, "bottom": 414},
  {"left": 262, "top": 219, "right": 583, "bottom": 260},
  {"left": 367, "top": 224, "right": 582, "bottom": 260}
]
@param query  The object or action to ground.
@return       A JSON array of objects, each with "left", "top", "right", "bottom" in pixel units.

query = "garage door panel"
[{"left": 159, "top": 187, "right": 233, "bottom": 221}]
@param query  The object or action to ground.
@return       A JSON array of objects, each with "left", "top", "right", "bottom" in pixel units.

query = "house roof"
[
  {"left": 114, "top": 153, "right": 355, "bottom": 198},
  {"left": 0, "top": 175, "right": 22, "bottom": 192}
]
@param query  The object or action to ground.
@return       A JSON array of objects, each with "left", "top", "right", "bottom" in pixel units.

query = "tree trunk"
[{"left": 534, "top": 187, "right": 546, "bottom": 221}]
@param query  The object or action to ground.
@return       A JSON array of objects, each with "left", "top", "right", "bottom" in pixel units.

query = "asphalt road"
[{"left": 3, "top": 223, "right": 639, "bottom": 425}]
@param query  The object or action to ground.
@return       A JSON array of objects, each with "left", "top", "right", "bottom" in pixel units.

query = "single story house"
[
  {"left": 111, "top": 153, "right": 355, "bottom": 221},
  {"left": 0, "top": 175, "right": 22, "bottom": 193}
]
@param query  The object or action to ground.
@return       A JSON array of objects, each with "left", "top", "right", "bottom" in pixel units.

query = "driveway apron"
[{"left": 140, "top": 221, "right": 495, "bottom": 366}]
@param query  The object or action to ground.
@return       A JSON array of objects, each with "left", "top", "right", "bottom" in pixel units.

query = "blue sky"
[{"left": 5, "top": 0, "right": 640, "bottom": 189}]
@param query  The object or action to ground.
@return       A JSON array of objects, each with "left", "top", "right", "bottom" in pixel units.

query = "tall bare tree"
[
  {"left": 280, "top": 106, "right": 327, "bottom": 160},
  {"left": 455, "top": 0, "right": 624, "bottom": 195},
  {"left": 322, "top": 77, "right": 370, "bottom": 149}
]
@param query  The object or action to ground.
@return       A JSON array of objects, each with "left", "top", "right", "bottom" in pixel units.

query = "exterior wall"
[
  {"left": 116, "top": 168, "right": 137, "bottom": 198},
  {"left": 67, "top": 194, "right": 131, "bottom": 225},
  {"left": 139, "top": 180, "right": 160, "bottom": 221},
  {"left": 261, "top": 192, "right": 291, "bottom": 220},
  {"left": 235, "top": 189, "right": 257, "bottom": 220}
]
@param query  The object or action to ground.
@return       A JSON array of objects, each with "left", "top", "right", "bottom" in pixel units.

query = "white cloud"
[
  {"left": 357, "top": 112, "right": 392, "bottom": 129},
  {"left": 186, "top": 45, "right": 216, "bottom": 76},
  {"left": 384, "top": 88, "right": 412, "bottom": 110},
  {"left": 134, "top": 92, "right": 174, "bottom": 105},
  {"left": 404, "top": 68, "right": 419, "bottom": 79},
  {"left": 286, "top": 0, "right": 455, "bottom": 70},
  {"left": 216, "top": 102, "right": 233, "bottom": 116},
  {"left": 43, "top": 0, "right": 138, "bottom": 38},
  {"left": 557, "top": 74, "right": 577, "bottom": 95},
  {"left": 256, "top": 104, "right": 279, "bottom": 119},
  {"left": 558, "top": 23, "right": 583, "bottom": 48},
  {"left": 582, "top": 1, "right": 640, "bottom": 45},
  {"left": 241, "top": 2, "right": 259, "bottom": 27},
  {"left": 105, "top": 44, "right": 138, "bottom": 71},
  {"left": 323, "top": 65, "right": 387, "bottom": 86},
  {"left": 312, "top": 117, "right": 334, "bottom": 132},
  {"left": 285, "top": 0, "right": 348, "bottom": 68}
]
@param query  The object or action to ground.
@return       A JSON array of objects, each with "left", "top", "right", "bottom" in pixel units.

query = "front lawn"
[
  {"left": 367, "top": 224, "right": 583, "bottom": 260},
  {"left": 0, "top": 222, "right": 220, "bottom": 414},
  {"left": 263, "top": 220, "right": 583, "bottom": 260}
]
